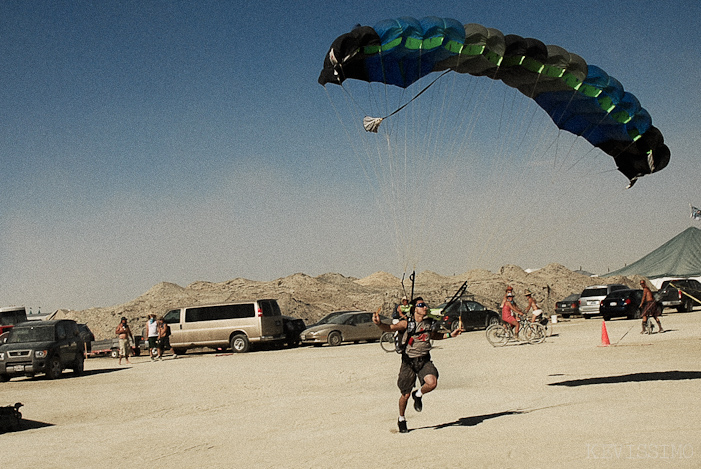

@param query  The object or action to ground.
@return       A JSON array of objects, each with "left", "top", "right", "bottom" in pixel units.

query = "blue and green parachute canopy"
[{"left": 318, "top": 17, "right": 669, "bottom": 185}]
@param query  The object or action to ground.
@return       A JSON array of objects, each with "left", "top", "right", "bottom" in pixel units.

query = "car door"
[
  {"left": 355, "top": 313, "right": 378, "bottom": 341},
  {"left": 462, "top": 301, "right": 482, "bottom": 328}
]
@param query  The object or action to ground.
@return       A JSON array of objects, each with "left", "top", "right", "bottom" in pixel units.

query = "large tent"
[{"left": 605, "top": 227, "right": 701, "bottom": 286}]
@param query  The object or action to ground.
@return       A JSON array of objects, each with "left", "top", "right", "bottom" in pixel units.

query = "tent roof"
[{"left": 605, "top": 227, "right": 701, "bottom": 278}]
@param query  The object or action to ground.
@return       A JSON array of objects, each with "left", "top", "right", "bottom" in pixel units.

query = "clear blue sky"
[{"left": 1, "top": 0, "right": 699, "bottom": 313}]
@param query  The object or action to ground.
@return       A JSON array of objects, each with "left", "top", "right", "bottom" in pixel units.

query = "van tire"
[{"left": 230, "top": 334, "right": 250, "bottom": 353}]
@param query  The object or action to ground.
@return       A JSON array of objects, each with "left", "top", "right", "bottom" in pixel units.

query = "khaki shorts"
[{"left": 118, "top": 338, "right": 131, "bottom": 357}]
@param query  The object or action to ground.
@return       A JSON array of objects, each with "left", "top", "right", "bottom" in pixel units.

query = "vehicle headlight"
[{"left": 35, "top": 350, "right": 47, "bottom": 358}]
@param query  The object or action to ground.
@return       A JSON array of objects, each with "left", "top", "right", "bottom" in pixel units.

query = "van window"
[
  {"left": 185, "top": 304, "right": 255, "bottom": 322},
  {"left": 259, "top": 300, "right": 281, "bottom": 317},
  {"left": 163, "top": 309, "right": 181, "bottom": 324}
]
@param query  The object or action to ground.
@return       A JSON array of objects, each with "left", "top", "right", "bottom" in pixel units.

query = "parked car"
[
  {"left": 599, "top": 289, "right": 644, "bottom": 320},
  {"left": 579, "top": 284, "right": 628, "bottom": 318},
  {"left": 0, "top": 306, "right": 28, "bottom": 337},
  {"left": 282, "top": 316, "right": 306, "bottom": 347},
  {"left": 300, "top": 311, "right": 386, "bottom": 346},
  {"left": 657, "top": 279, "right": 701, "bottom": 313},
  {"left": 435, "top": 299, "right": 500, "bottom": 332},
  {"left": 0, "top": 319, "right": 85, "bottom": 381},
  {"left": 555, "top": 293, "right": 580, "bottom": 318}
]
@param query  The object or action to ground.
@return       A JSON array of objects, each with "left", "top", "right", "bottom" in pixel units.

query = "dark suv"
[{"left": 0, "top": 320, "right": 85, "bottom": 381}]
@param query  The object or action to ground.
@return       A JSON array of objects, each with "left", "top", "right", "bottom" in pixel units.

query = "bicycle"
[
  {"left": 486, "top": 316, "right": 545, "bottom": 347},
  {"left": 380, "top": 331, "right": 396, "bottom": 352}
]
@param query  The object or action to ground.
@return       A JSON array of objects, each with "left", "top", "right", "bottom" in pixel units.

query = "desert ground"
[{"left": 2, "top": 309, "right": 700, "bottom": 468}]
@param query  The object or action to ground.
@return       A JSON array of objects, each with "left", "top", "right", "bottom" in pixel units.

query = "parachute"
[{"left": 319, "top": 17, "right": 669, "bottom": 186}]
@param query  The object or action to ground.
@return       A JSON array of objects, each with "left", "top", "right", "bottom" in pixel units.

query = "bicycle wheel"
[
  {"left": 524, "top": 323, "right": 546, "bottom": 344},
  {"left": 380, "top": 332, "right": 396, "bottom": 352},
  {"left": 486, "top": 325, "right": 509, "bottom": 347}
]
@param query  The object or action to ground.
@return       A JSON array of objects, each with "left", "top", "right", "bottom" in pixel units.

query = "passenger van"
[{"left": 162, "top": 299, "right": 284, "bottom": 354}]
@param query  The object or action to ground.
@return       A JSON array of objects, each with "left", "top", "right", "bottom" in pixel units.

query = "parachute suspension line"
[{"left": 363, "top": 70, "right": 452, "bottom": 133}]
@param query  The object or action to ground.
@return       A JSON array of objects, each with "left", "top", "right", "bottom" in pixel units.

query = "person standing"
[
  {"left": 115, "top": 317, "right": 133, "bottom": 365},
  {"left": 372, "top": 297, "right": 462, "bottom": 433},
  {"left": 639, "top": 280, "right": 664, "bottom": 333},
  {"left": 146, "top": 314, "right": 159, "bottom": 361}
]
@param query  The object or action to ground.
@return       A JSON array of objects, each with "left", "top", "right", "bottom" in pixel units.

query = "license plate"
[
  {"left": 13, "top": 365, "right": 25, "bottom": 372},
  {"left": 610, "top": 301, "right": 617, "bottom": 306}
]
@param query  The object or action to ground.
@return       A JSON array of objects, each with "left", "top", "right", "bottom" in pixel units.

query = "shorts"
[
  {"left": 397, "top": 353, "right": 438, "bottom": 395},
  {"left": 157, "top": 337, "right": 170, "bottom": 350},
  {"left": 531, "top": 309, "right": 543, "bottom": 317},
  {"left": 148, "top": 337, "right": 158, "bottom": 349},
  {"left": 642, "top": 302, "right": 660, "bottom": 319},
  {"left": 118, "top": 338, "right": 131, "bottom": 357}
]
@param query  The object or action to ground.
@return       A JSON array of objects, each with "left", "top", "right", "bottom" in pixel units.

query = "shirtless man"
[{"left": 639, "top": 280, "right": 664, "bottom": 333}]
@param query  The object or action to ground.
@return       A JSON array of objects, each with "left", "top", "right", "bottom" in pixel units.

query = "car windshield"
[
  {"left": 8, "top": 325, "right": 55, "bottom": 343},
  {"left": 582, "top": 288, "right": 608, "bottom": 297},
  {"left": 562, "top": 294, "right": 579, "bottom": 302},
  {"left": 328, "top": 313, "right": 355, "bottom": 325},
  {"left": 316, "top": 312, "right": 345, "bottom": 325}
]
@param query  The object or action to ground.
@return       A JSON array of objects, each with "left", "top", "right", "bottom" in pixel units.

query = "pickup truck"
[{"left": 656, "top": 279, "right": 701, "bottom": 312}]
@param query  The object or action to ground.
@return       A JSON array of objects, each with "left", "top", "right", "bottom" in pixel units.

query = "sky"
[{"left": 1, "top": 0, "right": 699, "bottom": 314}]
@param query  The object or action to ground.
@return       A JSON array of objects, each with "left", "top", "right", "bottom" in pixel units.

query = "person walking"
[
  {"left": 156, "top": 317, "right": 172, "bottom": 360},
  {"left": 639, "top": 280, "right": 664, "bottom": 333},
  {"left": 372, "top": 297, "right": 462, "bottom": 433},
  {"left": 115, "top": 317, "right": 133, "bottom": 365},
  {"left": 146, "top": 314, "right": 159, "bottom": 361}
]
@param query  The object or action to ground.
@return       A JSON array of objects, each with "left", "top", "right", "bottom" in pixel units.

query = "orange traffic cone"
[{"left": 600, "top": 320, "right": 611, "bottom": 347}]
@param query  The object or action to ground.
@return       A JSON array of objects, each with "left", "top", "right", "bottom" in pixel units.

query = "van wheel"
[
  {"left": 327, "top": 332, "right": 342, "bottom": 346},
  {"left": 46, "top": 357, "right": 62, "bottom": 380},
  {"left": 231, "top": 334, "right": 250, "bottom": 353}
]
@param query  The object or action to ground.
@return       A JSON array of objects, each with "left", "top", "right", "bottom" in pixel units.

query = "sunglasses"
[{"left": 415, "top": 302, "right": 428, "bottom": 308}]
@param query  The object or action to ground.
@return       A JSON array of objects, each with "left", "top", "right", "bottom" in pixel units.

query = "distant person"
[
  {"left": 639, "top": 280, "right": 664, "bottom": 333},
  {"left": 499, "top": 285, "right": 517, "bottom": 309},
  {"left": 156, "top": 317, "right": 172, "bottom": 360},
  {"left": 146, "top": 314, "right": 159, "bottom": 361},
  {"left": 502, "top": 291, "right": 524, "bottom": 337},
  {"left": 372, "top": 296, "right": 463, "bottom": 433},
  {"left": 115, "top": 317, "right": 133, "bottom": 365},
  {"left": 395, "top": 296, "right": 409, "bottom": 321},
  {"left": 523, "top": 289, "right": 543, "bottom": 323}
]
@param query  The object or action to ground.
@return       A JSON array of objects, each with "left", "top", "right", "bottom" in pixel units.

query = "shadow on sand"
[
  {"left": 412, "top": 410, "right": 525, "bottom": 431},
  {"left": 548, "top": 370, "right": 701, "bottom": 387}
]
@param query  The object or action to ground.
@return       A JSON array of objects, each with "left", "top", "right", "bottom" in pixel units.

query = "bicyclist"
[
  {"left": 373, "top": 297, "right": 462, "bottom": 433},
  {"left": 639, "top": 280, "right": 664, "bottom": 333},
  {"left": 502, "top": 291, "right": 524, "bottom": 337},
  {"left": 523, "top": 289, "right": 543, "bottom": 323}
]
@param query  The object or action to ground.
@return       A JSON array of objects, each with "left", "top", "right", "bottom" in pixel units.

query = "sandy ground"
[{"left": 2, "top": 310, "right": 700, "bottom": 468}]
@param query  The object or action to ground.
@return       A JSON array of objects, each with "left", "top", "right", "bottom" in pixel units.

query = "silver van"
[
  {"left": 163, "top": 299, "right": 284, "bottom": 354},
  {"left": 579, "top": 284, "right": 627, "bottom": 318}
]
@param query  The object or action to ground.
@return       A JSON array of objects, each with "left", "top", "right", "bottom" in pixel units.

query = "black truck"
[{"left": 657, "top": 279, "right": 701, "bottom": 313}]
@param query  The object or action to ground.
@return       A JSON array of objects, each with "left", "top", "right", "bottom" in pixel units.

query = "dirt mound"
[{"left": 60, "top": 265, "right": 638, "bottom": 340}]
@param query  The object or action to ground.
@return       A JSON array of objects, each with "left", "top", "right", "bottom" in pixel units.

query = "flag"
[{"left": 691, "top": 204, "right": 701, "bottom": 221}]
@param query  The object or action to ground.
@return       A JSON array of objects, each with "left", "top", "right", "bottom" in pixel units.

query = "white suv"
[{"left": 579, "top": 284, "right": 628, "bottom": 318}]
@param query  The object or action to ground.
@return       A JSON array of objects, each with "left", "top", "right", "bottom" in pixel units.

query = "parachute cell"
[{"left": 319, "top": 17, "right": 669, "bottom": 184}]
